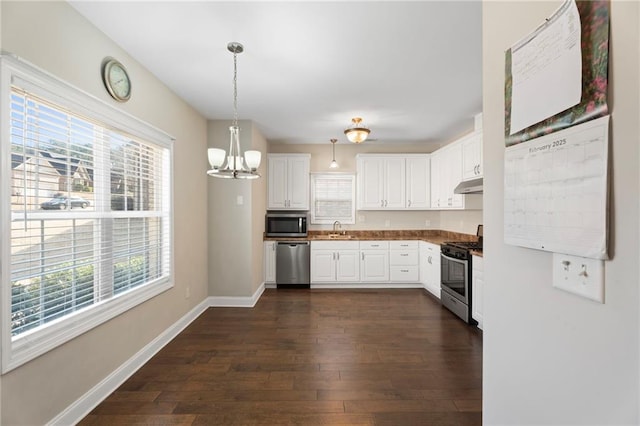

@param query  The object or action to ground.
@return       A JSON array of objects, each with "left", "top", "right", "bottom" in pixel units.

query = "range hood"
[{"left": 454, "top": 177, "right": 483, "bottom": 194}]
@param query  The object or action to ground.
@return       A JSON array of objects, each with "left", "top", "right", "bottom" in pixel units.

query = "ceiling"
[{"left": 70, "top": 1, "right": 482, "bottom": 145}]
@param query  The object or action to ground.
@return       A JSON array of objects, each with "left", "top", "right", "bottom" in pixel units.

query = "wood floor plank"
[{"left": 79, "top": 289, "right": 482, "bottom": 426}]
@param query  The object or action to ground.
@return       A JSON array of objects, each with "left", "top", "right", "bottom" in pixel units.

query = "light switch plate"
[{"left": 552, "top": 253, "right": 604, "bottom": 303}]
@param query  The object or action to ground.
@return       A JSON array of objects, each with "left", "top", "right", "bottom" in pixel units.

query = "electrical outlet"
[
  {"left": 552, "top": 253, "right": 604, "bottom": 303},
  {"left": 236, "top": 195, "right": 243, "bottom": 205},
  {"left": 425, "top": 219, "right": 431, "bottom": 227},
  {"left": 384, "top": 219, "right": 390, "bottom": 227},
  {"left": 185, "top": 286, "right": 191, "bottom": 299},
  {"left": 358, "top": 215, "right": 365, "bottom": 222}
]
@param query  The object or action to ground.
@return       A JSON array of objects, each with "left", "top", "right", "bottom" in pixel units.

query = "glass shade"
[
  {"left": 227, "top": 156, "right": 245, "bottom": 170},
  {"left": 208, "top": 148, "right": 226, "bottom": 169},
  {"left": 344, "top": 128, "right": 370, "bottom": 143},
  {"left": 329, "top": 160, "right": 339, "bottom": 169},
  {"left": 244, "top": 150, "right": 262, "bottom": 170}
]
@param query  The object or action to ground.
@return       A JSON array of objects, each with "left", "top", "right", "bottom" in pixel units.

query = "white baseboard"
[
  {"left": 208, "top": 283, "right": 265, "bottom": 307},
  {"left": 48, "top": 298, "right": 210, "bottom": 426}
]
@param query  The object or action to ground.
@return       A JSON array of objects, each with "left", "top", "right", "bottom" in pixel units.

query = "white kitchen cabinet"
[
  {"left": 389, "top": 241, "right": 419, "bottom": 282},
  {"left": 357, "top": 156, "right": 405, "bottom": 209},
  {"left": 472, "top": 254, "right": 484, "bottom": 330},
  {"left": 419, "top": 241, "right": 441, "bottom": 298},
  {"left": 310, "top": 241, "right": 360, "bottom": 283},
  {"left": 461, "top": 132, "right": 483, "bottom": 181},
  {"left": 356, "top": 154, "right": 430, "bottom": 210},
  {"left": 267, "top": 154, "right": 310, "bottom": 210},
  {"left": 264, "top": 241, "right": 277, "bottom": 284},
  {"left": 360, "top": 241, "right": 389, "bottom": 282},
  {"left": 430, "top": 139, "right": 464, "bottom": 209},
  {"left": 405, "top": 156, "right": 430, "bottom": 209}
]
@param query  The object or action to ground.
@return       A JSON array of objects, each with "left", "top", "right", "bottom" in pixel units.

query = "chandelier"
[
  {"left": 344, "top": 117, "right": 370, "bottom": 143},
  {"left": 207, "top": 42, "right": 261, "bottom": 179}
]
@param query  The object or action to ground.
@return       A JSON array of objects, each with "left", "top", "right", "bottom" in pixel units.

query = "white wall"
[
  {"left": 0, "top": 2, "right": 209, "bottom": 424},
  {"left": 483, "top": 2, "right": 640, "bottom": 425}
]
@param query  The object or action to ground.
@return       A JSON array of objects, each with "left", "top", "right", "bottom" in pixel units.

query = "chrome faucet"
[{"left": 332, "top": 220, "right": 342, "bottom": 234}]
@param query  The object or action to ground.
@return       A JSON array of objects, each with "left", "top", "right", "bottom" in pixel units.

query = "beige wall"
[
  {"left": 269, "top": 142, "right": 482, "bottom": 233},
  {"left": 1, "top": 2, "right": 209, "bottom": 425},
  {"left": 483, "top": 1, "right": 640, "bottom": 424},
  {"left": 251, "top": 126, "right": 268, "bottom": 295},
  {"left": 207, "top": 120, "right": 267, "bottom": 298}
]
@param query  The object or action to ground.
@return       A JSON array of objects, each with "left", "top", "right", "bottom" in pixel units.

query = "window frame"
[
  {"left": 310, "top": 173, "right": 356, "bottom": 225},
  {"left": 0, "top": 54, "right": 175, "bottom": 373}
]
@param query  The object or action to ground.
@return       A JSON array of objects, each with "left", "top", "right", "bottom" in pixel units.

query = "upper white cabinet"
[
  {"left": 430, "top": 141, "right": 464, "bottom": 209},
  {"left": 405, "top": 156, "right": 431, "bottom": 209},
  {"left": 356, "top": 154, "right": 429, "bottom": 210},
  {"left": 267, "top": 154, "right": 310, "bottom": 210},
  {"left": 461, "top": 132, "right": 483, "bottom": 181}
]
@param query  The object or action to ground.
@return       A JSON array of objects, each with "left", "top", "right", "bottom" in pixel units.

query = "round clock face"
[{"left": 103, "top": 59, "right": 131, "bottom": 102}]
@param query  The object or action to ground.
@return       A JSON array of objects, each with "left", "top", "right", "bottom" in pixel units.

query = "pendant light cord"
[{"left": 232, "top": 50, "right": 238, "bottom": 128}]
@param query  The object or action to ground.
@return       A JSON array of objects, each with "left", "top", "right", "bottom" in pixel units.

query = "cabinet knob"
[
  {"left": 362, "top": 252, "right": 365, "bottom": 260},
  {"left": 408, "top": 200, "right": 411, "bottom": 207}
]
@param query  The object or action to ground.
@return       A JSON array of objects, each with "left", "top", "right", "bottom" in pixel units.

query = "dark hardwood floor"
[{"left": 79, "top": 289, "right": 482, "bottom": 425}]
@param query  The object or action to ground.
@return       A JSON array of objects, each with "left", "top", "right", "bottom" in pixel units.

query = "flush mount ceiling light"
[
  {"left": 329, "top": 138, "right": 339, "bottom": 169},
  {"left": 344, "top": 117, "right": 370, "bottom": 144},
  {"left": 207, "top": 42, "right": 261, "bottom": 179}
]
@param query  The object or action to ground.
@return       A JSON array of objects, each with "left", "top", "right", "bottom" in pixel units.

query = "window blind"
[
  {"left": 8, "top": 88, "right": 171, "bottom": 341},
  {"left": 310, "top": 174, "right": 355, "bottom": 224}
]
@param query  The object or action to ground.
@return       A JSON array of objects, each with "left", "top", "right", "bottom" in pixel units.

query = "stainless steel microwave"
[{"left": 265, "top": 211, "right": 309, "bottom": 237}]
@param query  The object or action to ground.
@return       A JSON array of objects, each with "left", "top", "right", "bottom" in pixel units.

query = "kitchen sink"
[{"left": 315, "top": 234, "right": 354, "bottom": 240}]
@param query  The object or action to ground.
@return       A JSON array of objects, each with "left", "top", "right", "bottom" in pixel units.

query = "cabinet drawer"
[
  {"left": 389, "top": 250, "right": 419, "bottom": 265},
  {"left": 360, "top": 241, "right": 389, "bottom": 250},
  {"left": 390, "top": 265, "right": 419, "bottom": 282},
  {"left": 311, "top": 241, "right": 360, "bottom": 250},
  {"left": 389, "top": 241, "right": 418, "bottom": 250}
]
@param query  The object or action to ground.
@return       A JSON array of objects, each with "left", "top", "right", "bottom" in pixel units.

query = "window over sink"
[{"left": 310, "top": 173, "right": 355, "bottom": 225}]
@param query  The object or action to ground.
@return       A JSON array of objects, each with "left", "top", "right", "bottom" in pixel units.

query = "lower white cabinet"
[
  {"left": 264, "top": 241, "right": 276, "bottom": 283},
  {"left": 389, "top": 241, "right": 419, "bottom": 282},
  {"left": 310, "top": 241, "right": 360, "bottom": 283},
  {"left": 360, "top": 241, "right": 389, "bottom": 282},
  {"left": 419, "top": 241, "right": 441, "bottom": 298},
  {"left": 472, "top": 255, "right": 484, "bottom": 330}
]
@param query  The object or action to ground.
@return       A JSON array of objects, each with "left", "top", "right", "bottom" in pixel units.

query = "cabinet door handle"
[
  {"left": 362, "top": 252, "right": 365, "bottom": 260},
  {"left": 371, "top": 244, "right": 379, "bottom": 247},
  {"left": 408, "top": 200, "right": 411, "bottom": 207},
  {"left": 428, "top": 256, "right": 432, "bottom": 264},
  {"left": 401, "top": 269, "right": 409, "bottom": 273},
  {"left": 400, "top": 253, "right": 409, "bottom": 257},
  {"left": 381, "top": 200, "right": 384, "bottom": 207},
  {"left": 337, "top": 252, "right": 340, "bottom": 261},
  {"left": 333, "top": 252, "right": 336, "bottom": 260}
]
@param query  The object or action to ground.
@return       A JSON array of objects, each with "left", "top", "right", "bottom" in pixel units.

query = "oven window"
[{"left": 441, "top": 256, "right": 468, "bottom": 298}]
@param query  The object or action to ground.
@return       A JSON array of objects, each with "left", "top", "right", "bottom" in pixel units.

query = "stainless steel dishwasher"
[{"left": 276, "top": 241, "right": 310, "bottom": 288}]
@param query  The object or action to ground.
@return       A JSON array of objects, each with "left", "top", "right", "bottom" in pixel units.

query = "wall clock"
[{"left": 102, "top": 58, "right": 131, "bottom": 102}]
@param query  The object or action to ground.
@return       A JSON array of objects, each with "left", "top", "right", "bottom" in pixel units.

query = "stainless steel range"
[{"left": 440, "top": 225, "right": 483, "bottom": 324}]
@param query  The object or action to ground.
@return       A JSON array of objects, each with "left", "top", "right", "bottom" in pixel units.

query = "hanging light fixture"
[
  {"left": 329, "top": 138, "right": 339, "bottom": 169},
  {"left": 344, "top": 117, "right": 370, "bottom": 143},
  {"left": 207, "top": 42, "right": 261, "bottom": 179}
]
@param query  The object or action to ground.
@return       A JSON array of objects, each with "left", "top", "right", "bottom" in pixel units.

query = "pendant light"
[
  {"left": 344, "top": 117, "right": 370, "bottom": 143},
  {"left": 329, "top": 138, "right": 339, "bottom": 169},
  {"left": 207, "top": 42, "right": 261, "bottom": 179}
]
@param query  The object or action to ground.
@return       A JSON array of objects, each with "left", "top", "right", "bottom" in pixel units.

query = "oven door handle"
[{"left": 441, "top": 253, "right": 467, "bottom": 266}]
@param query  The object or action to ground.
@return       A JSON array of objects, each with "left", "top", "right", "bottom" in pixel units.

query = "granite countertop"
[{"left": 265, "top": 230, "right": 481, "bottom": 249}]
